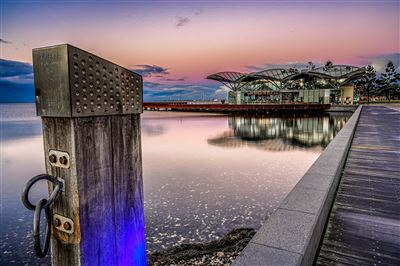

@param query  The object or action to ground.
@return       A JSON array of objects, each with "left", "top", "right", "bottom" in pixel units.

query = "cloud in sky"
[
  {"left": 2, "top": 1, "right": 398, "bottom": 80},
  {"left": 164, "top": 77, "right": 187, "bottom": 82},
  {"left": 132, "top": 64, "right": 188, "bottom": 84},
  {"left": 0, "top": 59, "right": 34, "bottom": 102},
  {"left": 176, "top": 16, "right": 190, "bottom": 28},
  {"left": 194, "top": 9, "right": 204, "bottom": 16},
  {"left": 143, "top": 81, "right": 220, "bottom": 101},
  {"left": 1, "top": 59, "right": 32, "bottom": 77},
  {"left": 213, "top": 85, "right": 230, "bottom": 99},
  {"left": 0, "top": 38, "right": 12, "bottom": 44},
  {"left": 245, "top": 55, "right": 399, "bottom": 73},
  {"left": 7, "top": 54, "right": 399, "bottom": 104},
  {"left": 0, "top": 59, "right": 223, "bottom": 103},
  {"left": 132, "top": 64, "right": 170, "bottom": 77},
  {"left": 175, "top": 8, "right": 204, "bottom": 28},
  {"left": 358, "top": 53, "right": 400, "bottom": 73}
]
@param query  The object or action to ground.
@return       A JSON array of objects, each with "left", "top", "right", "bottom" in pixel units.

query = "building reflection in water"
[{"left": 208, "top": 114, "right": 350, "bottom": 152}]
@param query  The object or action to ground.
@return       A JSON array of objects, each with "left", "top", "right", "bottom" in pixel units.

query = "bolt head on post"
[
  {"left": 54, "top": 218, "right": 61, "bottom": 227},
  {"left": 49, "top": 154, "right": 57, "bottom": 164}
]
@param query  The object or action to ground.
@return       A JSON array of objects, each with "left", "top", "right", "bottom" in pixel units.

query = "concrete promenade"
[
  {"left": 233, "top": 106, "right": 362, "bottom": 266},
  {"left": 234, "top": 105, "right": 400, "bottom": 265},
  {"left": 316, "top": 106, "right": 400, "bottom": 265}
]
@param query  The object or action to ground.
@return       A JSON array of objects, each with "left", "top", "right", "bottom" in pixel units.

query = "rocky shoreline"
[{"left": 147, "top": 228, "right": 255, "bottom": 266}]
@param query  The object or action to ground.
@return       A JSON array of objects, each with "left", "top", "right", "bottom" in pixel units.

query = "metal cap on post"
[
  {"left": 31, "top": 44, "right": 146, "bottom": 266},
  {"left": 33, "top": 44, "right": 143, "bottom": 117}
]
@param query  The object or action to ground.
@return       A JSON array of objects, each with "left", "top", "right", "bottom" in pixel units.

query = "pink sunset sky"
[{"left": 0, "top": 0, "right": 399, "bottom": 101}]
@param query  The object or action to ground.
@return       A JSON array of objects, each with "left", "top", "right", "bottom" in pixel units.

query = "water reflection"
[
  {"left": 1, "top": 120, "right": 42, "bottom": 142},
  {"left": 1, "top": 105, "right": 351, "bottom": 265},
  {"left": 208, "top": 115, "right": 349, "bottom": 151},
  {"left": 0, "top": 103, "right": 42, "bottom": 142},
  {"left": 142, "top": 123, "right": 167, "bottom": 136},
  {"left": 141, "top": 112, "right": 350, "bottom": 253}
]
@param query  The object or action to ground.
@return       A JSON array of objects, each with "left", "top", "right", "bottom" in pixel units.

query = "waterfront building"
[{"left": 207, "top": 65, "right": 366, "bottom": 105}]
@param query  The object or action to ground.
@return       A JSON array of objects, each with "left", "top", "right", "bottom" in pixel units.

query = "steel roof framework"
[{"left": 206, "top": 65, "right": 366, "bottom": 92}]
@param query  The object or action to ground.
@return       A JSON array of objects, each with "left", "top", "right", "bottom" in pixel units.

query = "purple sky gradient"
[{"left": 1, "top": 0, "right": 399, "bottom": 101}]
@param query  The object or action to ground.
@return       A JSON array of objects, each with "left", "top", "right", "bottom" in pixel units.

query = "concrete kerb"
[{"left": 233, "top": 105, "right": 363, "bottom": 266}]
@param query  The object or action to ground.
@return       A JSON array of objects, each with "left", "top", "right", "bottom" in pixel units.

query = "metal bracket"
[
  {"left": 53, "top": 214, "right": 74, "bottom": 234},
  {"left": 48, "top": 150, "right": 70, "bottom": 169},
  {"left": 57, "top": 177, "right": 65, "bottom": 193}
]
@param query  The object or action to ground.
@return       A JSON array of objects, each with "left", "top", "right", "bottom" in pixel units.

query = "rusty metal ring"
[
  {"left": 33, "top": 198, "right": 51, "bottom": 258},
  {"left": 21, "top": 174, "right": 63, "bottom": 211}
]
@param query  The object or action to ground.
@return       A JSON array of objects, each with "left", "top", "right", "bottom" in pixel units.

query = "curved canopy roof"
[
  {"left": 244, "top": 68, "right": 299, "bottom": 82},
  {"left": 312, "top": 65, "right": 362, "bottom": 78},
  {"left": 206, "top": 65, "right": 366, "bottom": 91},
  {"left": 206, "top": 72, "right": 246, "bottom": 83}
]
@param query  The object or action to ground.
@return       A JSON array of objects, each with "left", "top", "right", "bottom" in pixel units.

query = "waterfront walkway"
[
  {"left": 144, "top": 102, "right": 330, "bottom": 113},
  {"left": 316, "top": 106, "right": 400, "bottom": 265}
]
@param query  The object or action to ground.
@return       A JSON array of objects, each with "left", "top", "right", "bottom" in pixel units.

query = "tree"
[
  {"left": 377, "top": 61, "right": 399, "bottom": 101},
  {"left": 307, "top": 61, "right": 316, "bottom": 71},
  {"left": 354, "top": 65, "right": 377, "bottom": 103},
  {"left": 323, "top": 60, "right": 334, "bottom": 71}
]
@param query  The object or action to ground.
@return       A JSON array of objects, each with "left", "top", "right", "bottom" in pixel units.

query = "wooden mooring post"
[{"left": 32, "top": 44, "right": 146, "bottom": 265}]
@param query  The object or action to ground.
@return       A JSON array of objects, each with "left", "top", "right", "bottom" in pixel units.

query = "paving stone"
[
  {"left": 251, "top": 209, "right": 316, "bottom": 254},
  {"left": 280, "top": 187, "right": 327, "bottom": 214},
  {"left": 233, "top": 243, "right": 302, "bottom": 266}
]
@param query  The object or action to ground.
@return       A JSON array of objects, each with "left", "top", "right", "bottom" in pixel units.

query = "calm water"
[{"left": 0, "top": 103, "right": 350, "bottom": 265}]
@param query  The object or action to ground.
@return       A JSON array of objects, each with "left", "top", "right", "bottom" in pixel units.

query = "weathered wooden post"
[{"left": 32, "top": 44, "right": 146, "bottom": 265}]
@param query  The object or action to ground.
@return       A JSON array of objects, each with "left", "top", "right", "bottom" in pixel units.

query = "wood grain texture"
[
  {"left": 42, "top": 114, "right": 146, "bottom": 266},
  {"left": 112, "top": 114, "right": 146, "bottom": 265},
  {"left": 74, "top": 116, "right": 117, "bottom": 266},
  {"left": 43, "top": 117, "right": 81, "bottom": 266},
  {"left": 316, "top": 106, "right": 400, "bottom": 266}
]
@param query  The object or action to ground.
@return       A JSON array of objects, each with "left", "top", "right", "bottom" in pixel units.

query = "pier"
[
  {"left": 144, "top": 102, "right": 330, "bottom": 114},
  {"left": 316, "top": 106, "right": 400, "bottom": 265},
  {"left": 234, "top": 105, "right": 400, "bottom": 265}
]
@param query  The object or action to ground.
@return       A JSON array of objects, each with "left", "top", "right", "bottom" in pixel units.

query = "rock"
[{"left": 147, "top": 228, "right": 256, "bottom": 265}]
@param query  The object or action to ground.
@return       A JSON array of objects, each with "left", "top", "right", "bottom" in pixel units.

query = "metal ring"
[
  {"left": 21, "top": 174, "right": 63, "bottom": 211},
  {"left": 33, "top": 198, "right": 51, "bottom": 258}
]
